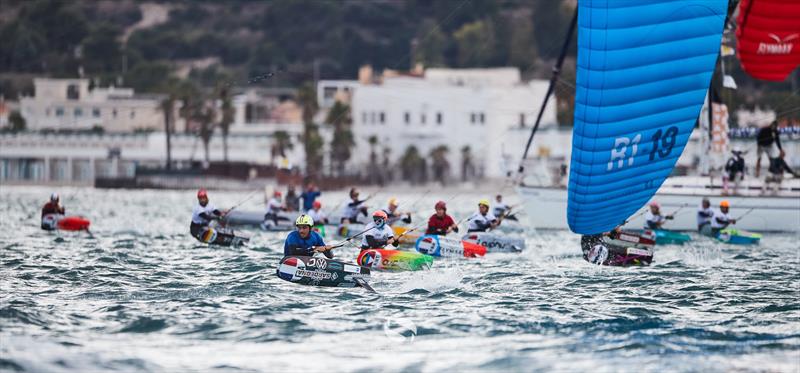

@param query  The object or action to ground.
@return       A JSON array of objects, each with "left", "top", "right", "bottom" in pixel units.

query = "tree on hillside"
[
  {"left": 413, "top": 19, "right": 447, "bottom": 67},
  {"left": 326, "top": 101, "right": 354, "bottom": 176},
  {"left": 453, "top": 20, "right": 496, "bottom": 67}
]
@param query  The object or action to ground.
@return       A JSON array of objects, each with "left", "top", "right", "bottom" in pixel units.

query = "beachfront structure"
[
  {"left": 19, "top": 79, "right": 173, "bottom": 133},
  {"left": 0, "top": 130, "right": 305, "bottom": 185},
  {"left": 347, "top": 68, "right": 558, "bottom": 179}
]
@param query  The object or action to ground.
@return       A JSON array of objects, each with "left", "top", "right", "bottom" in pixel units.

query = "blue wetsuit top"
[{"left": 283, "top": 230, "right": 331, "bottom": 258}]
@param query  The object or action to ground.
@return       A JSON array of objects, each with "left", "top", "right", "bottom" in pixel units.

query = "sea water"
[{"left": 1, "top": 186, "right": 798, "bottom": 372}]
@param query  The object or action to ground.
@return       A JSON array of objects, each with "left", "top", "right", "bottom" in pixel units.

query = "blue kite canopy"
[{"left": 567, "top": 0, "right": 726, "bottom": 235}]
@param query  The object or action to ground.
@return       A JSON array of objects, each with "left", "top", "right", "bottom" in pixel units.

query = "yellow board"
[{"left": 392, "top": 226, "right": 421, "bottom": 246}]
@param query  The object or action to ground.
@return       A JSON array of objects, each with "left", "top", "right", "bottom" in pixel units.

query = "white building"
[
  {"left": 317, "top": 80, "right": 359, "bottom": 109},
  {"left": 348, "top": 67, "right": 557, "bottom": 179},
  {"left": 19, "top": 78, "right": 172, "bottom": 133}
]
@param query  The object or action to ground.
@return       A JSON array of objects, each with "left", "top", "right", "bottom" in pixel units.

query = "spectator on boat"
[
  {"left": 306, "top": 200, "right": 328, "bottom": 225},
  {"left": 492, "top": 195, "right": 517, "bottom": 221},
  {"left": 468, "top": 199, "right": 501, "bottom": 233},
  {"left": 284, "top": 214, "right": 332, "bottom": 258},
  {"left": 426, "top": 201, "right": 459, "bottom": 235},
  {"left": 285, "top": 185, "right": 301, "bottom": 212},
  {"left": 755, "top": 121, "right": 784, "bottom": 177},
  {"left": 262, "top": 191, "right": 289, "bottom": 230},
  {"left": 723, "top": 149, "right": 746, "bottom": 195},
  {"left": 383, "top": 197, "right": 411, "bottom": 226},
  {"left": 710, "top": 200, "right": 736, "bottom": 236},
  {"left": 644, "top": 201, "right": 673, "bottom": 230},
  {"left": 696, "top": 198, "right": 714, "bottom": 234},
  {"left": 360, "top": 210, "right": 396, "bottom": 249},
  {"left": 300, "top": 182, "right": 321, "bottom": 211},
  {"left": 41, "top": 193, "right": 65, "bottom": 230},
  {"left": 340, "top": 188, "right": 369, "bottom": 224},
  {"left": 190, "top": 189, "right": 226, "bottom": 241}
]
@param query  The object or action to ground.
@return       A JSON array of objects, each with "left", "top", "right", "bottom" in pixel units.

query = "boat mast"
[{"left": 516, "top": 8, "right": 578, "bottom": 180}]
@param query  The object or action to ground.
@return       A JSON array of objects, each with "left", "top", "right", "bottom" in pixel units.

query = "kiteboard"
[
  {"left": 581, "top": 230, "right": 655, "bottom": 267},
  {"left": 414, "top": 235, "right": 486, "bottom": 258},
  {"left": 357, "top": 248, "right": 433, "bottom": 271},
  {"left": 715, "top": 228, "right": 761, "bottom": 245},
  {"left": 462, "top": 232, "right": 525, "bottom": 253},
  {"left": 42, "top": 214, "right": 90, "bottom": 231},
  {"left": 635, "top": 229, "right": 691, "bottom": 245},
  {"left": 276, "top": 256, "right": 373, "bottom": 291},
  {"left": 195, "top": 226, "right": 249, "bottom": 247}
]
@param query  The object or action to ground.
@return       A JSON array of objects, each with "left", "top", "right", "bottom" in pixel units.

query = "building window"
[
  {"left": 55, "top": 107, "right": 64, "bottom": 117},
  {"left": 323, "top": 87, "right": 337, "bottom": 99},
  {"left": 436, "top": 112, "right": 442, "bottom": 125},
  {"left": 470, "top": 113, "right": 476, "bottom": 124},
  {"left": 67, "top": 84, "right": 80, "bottom": 100},
  {"left": 421, "top": 113, "right": 426, "bottom": 125},
  {"left": 46, "top": 108, "right": 51, "bottom": 117},
  {"left": 480, "top": 113, "right": 485, "bottom": 124},
  {"left": 362, "top": 112, "right": 367, "bottom": 124},
  {"left": 112, "top": 108, "right": 117, "bottom": 118},
  {"left": 130, "top": 110, "right": 135, "bottom": 119},
  {"left": 404, "top": 112, "right": 410, "bottom": 125},
  {"left": 93, "top": 108, "right": 101, "bottom": 118},
  {"left": 519, "top": 113, "right": 525, "bottom": 128},
  {"left": 74, "top": 108, "right": 83, "bottom": 117},
  {"left": 379, "top": 112, "right": 385, "bottom": 124}
]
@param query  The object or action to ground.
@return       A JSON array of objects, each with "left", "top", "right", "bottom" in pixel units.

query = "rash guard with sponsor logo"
[{"left": 284, "top": 230, "right": 331, "bottom": 258}]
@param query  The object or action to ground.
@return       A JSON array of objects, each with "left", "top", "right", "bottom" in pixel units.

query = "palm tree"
[
  {"left": 197, "top": 104, "right": 216, "bottom": 166},
  {"left": 160, "top": 95, "right": 175, "bottom": 170},
  {"left": 460, "top": 145, "right": 474, "bottom": 181},
  {"left": 326, "top": 101, "right": 354, "bottom": 176},
  {"left": 430, "top": 145, "right": 450, "bottom": 185},
  {"left": 218, "top": 86, "right": 235, "bottom": 163},
  {"left": 298, "top": 84, "right": 323, "bottom": 177},
  {"left": 382, "top": 145, "right": 392, "bottom": 183},
  {"left": 367, "top": 135, "right": 378, "bottom": 183},
  {"left": 271, "top": 130, "right": 293, "bottom": 165},
  {"left": 400, "top": 145, "right": 423, "bottom": 183}
]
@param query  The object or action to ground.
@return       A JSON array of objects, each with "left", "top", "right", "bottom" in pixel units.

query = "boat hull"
[{"left": 518, "top": 180, "right": 800, "bottom": 232}]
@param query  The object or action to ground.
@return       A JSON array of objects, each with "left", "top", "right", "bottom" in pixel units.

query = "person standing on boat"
[
  {"left": 383, "top": 197, "right": 412, "bottom": 225},
  {"left": 306, "top": 200, "right": 328, "bottom": 225},
  {"left": 360, "top": 210, "right": 396, "bottom": 249},
  {"left": 468, "top": 199, "right": 501, "bottom": 233},
  {"left": 426, "top": 201, "right": 459, "bottom": 235},
  {"left": 262, "top": 191, "right": 288, "bottom": 230},
  {"left": 190, "top": 189, "right": 226, "bottom": 241},
  {"left": 300, "top": 182, "right": 321, "bottom": 212},
  {"left": 285, "top": 185, "right": 301, "bottom": 212},
  {"left": 340, "top": 188, "right": 369, "bottom": 224},
  {"left": 644, "top": 201, "right": 673, "bottom": 229},
  {"left": 696, "top": 198, "right": 714, "bottom": 234},
  {"left": 710, "top": 200, "right": 736, "bottom": 236},
  {"left": 723, "top": 149, "right": 746, "bottom": 195},
  {"left": 755, "top": 120, "right": 797, "bottom": 177},
  {"left": 492, "top": 194, "right": 517, "bottom": 221},
  {"left": 41, "top": 193, "right": 66, "bottom": 230},
  {"left": 284, "top": 214, "right": 333, "bottom": 258}
]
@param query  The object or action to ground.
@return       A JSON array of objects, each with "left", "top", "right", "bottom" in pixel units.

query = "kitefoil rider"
[
  {"left": 41, "top": 193, "right": 66, "bottom": 230},
  {"left": 644, "top": 201, "right": 673, "bottom": 230},
  {"left": 425, "top": 201, "right": 459, "bottom": 235},
  {"left": 710, "top": 200, "right": 736, "bottom": 236},
  {"left": 360, "top": 210, "right": 396, "bottom": 249},
  {"left": 340, "top": 188, "right": 369, "bottom": 224},
  {"left": 284, "top": 215, "right": 333, "bottom": 258},
  {"left": 467, "top": 199, "right": 500, "bottom": 233},
  {"left": 190, "top": 189, "right": 227, "bottom": 242},
  {"left": 383, "top": 197, "right": 412, "bottom": 225},
  {"left": 696, "top": 198, "right": 714, "bottom": 234}
]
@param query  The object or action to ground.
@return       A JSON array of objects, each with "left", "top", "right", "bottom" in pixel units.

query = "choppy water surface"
[{"left": 1, "top": 186, "right": 798, "bottom": 372}]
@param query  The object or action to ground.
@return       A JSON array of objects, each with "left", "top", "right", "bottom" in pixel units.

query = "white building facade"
[
  {"left": 349, "top": 68, "right": 557, "bottom": 179},
  {"left": 19, "top": 79, "right": 171, "bottom": 133}
]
